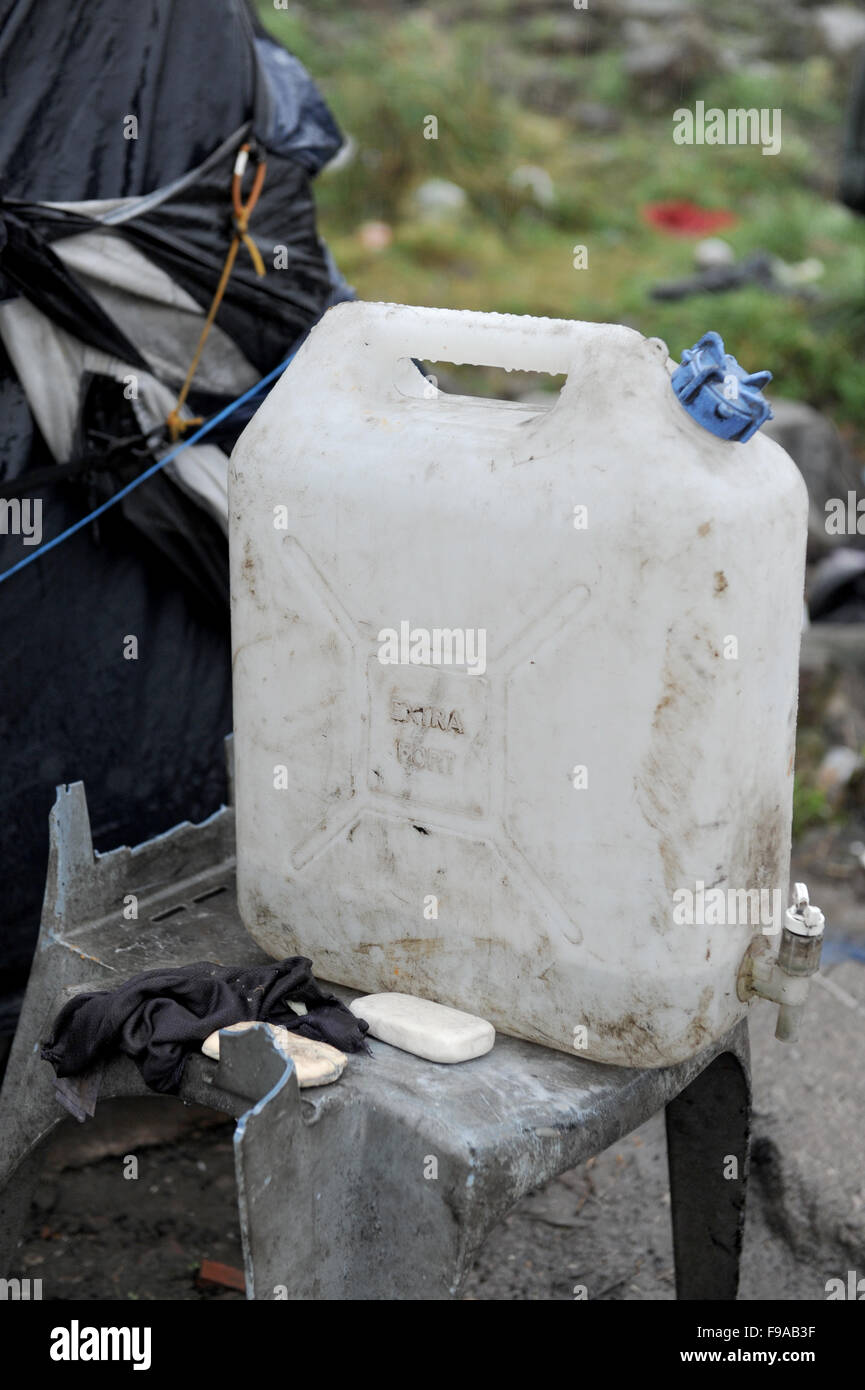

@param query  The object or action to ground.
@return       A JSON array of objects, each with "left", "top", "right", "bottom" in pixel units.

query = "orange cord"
[{"left": 166, "top": 143, "right": 267, "bottom": 442}]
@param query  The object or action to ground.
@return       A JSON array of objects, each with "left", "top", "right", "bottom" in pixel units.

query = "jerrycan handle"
[{"left": 308, "top": 301, "right": 639, "bottom": 401}]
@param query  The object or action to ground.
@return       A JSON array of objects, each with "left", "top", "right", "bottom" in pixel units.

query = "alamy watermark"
[
  {"left": 825, "top": 1270, "right": 865, "bottom": 1299},
  {"left": 825, "top": 492, "right": 865, "bottom": 535},
  {"left": 378, "top": 621, "right": 487, "bottom": 676},
  {"left": 673, "top": 880, "right": 784, "bottom": 934},
  {"left": 673, "top": 101, "right": 782, "bottom": 157},
  {"left": 0, "top": 497, "right": 42, "bottom": 545},
  {"left": 0, "top": 1276, "right": 42, "bottom": 1299},
  {"left": 49, "top": 1321, "right": 151, "bottom": 1370}
]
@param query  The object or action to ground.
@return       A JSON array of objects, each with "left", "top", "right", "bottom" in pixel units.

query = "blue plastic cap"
[{"left": 671, "top": 331, "right": 773, "bottom": 443}]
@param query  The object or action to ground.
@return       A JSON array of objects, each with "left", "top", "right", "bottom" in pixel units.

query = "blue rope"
[{"left": 0, "top": 352, "right": 295, "bottom": 585}]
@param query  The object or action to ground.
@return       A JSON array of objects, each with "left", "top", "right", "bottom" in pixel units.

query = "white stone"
[
  {"left": 816, "top": 745, "right": 865, "bottom": 801},
  {"left": 411, "top": 178, "right": 467, "bottom": 221},
  {"left": 694, "top": 237, "right": 735, "bottom": 270},
  {"left": 814, "top": 6, "right": 865, "bottom": 57},
  {"left": 508, "top": 165, "right": 555, "bottom": 208},
  {"left": 201, "top": 1022, "right": 346, "bottom": 1087},
  {"left": 349, "top": 993, "right": 495, "bottom": 1064}
]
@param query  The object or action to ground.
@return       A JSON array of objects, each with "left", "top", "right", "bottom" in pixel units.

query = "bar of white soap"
[
  {"left": 349, "top": 993, "right": 495, "bottom": 1063},
  {"left": 201, "top": 1022, "right": 346, "bottom": 1087}
]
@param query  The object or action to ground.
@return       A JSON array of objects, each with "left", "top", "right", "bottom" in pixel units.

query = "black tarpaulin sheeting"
[
  {"left": 1, "top": 0, "right": 261, "bottom": 202},
  {"left": 0, "top": 0, "right": 352, "bottom": 1037},
  {"left": 0, "top": 0, "right": 345, "bottom": 200},
  {"left": 0, "top": 459, "right": 236, "bottom": 1031},
  {"left": 841, "top": 49, "right": 865, "bottom": 215},
  {"left": 0, "top": 0, "right": 348, "bottom": 369}
]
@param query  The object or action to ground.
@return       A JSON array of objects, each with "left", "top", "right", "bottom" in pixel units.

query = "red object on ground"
[
  {"left": 642, "top": 200, "right": 737, "bottom": 236},
  {"left": 195, "top": 1259, "right": 246, "bottom": 1292}
]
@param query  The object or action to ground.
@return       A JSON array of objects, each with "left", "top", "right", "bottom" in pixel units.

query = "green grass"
[
  {"left": 792, "top": 776, "right": 833, "bottom": 839},
  {"left": 258, "top": 3, "right": 865, "bottom": 428}
]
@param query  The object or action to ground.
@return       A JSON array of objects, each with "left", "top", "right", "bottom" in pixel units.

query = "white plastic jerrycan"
[{"left": 229, "top": 303, "right": 807, "bottom": 1067}]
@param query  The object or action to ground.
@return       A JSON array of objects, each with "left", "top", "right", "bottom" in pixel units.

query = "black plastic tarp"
[
  {"left": 0, "top": 0, "right": 349, "bottom": 1038},
  {"left": 0, "top": 0, "right": 332, "bottom": 201}
]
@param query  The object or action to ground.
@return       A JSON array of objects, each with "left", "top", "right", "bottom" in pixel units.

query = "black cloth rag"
[{"left": 41, "top": 957, "right": 370, "bottom": 1095}]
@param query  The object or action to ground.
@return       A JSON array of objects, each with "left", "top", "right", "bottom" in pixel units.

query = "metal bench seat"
[{"left": 0, "top": 770, "right": 750, "bottom": 1301}]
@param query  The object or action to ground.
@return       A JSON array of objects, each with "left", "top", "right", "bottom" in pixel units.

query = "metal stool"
[{"left": 0, "top": 772, "right": 750, "bottom": 1300}]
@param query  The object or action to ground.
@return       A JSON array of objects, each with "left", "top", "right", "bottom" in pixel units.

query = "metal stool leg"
[
  {"left": 665, "top": 1020, "right": 751, "bottom": 1300},
  {"left": 221, "top": 1026, "right": 469, "bottom": 1300}
]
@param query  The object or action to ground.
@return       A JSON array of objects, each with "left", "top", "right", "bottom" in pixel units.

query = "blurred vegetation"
[
  {"left": 256, "top": 1, "right": 865, "bottom": 841},
  {"left": 259, "top": 0, "right": 865, "bottom": 430},
  {"left": 792, "top": 774, "right": 832, "bottom": 839}
]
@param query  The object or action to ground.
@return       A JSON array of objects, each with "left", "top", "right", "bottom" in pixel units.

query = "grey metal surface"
[{"left": 0, "top": 762, "right": 751, "bottom": 1299}]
